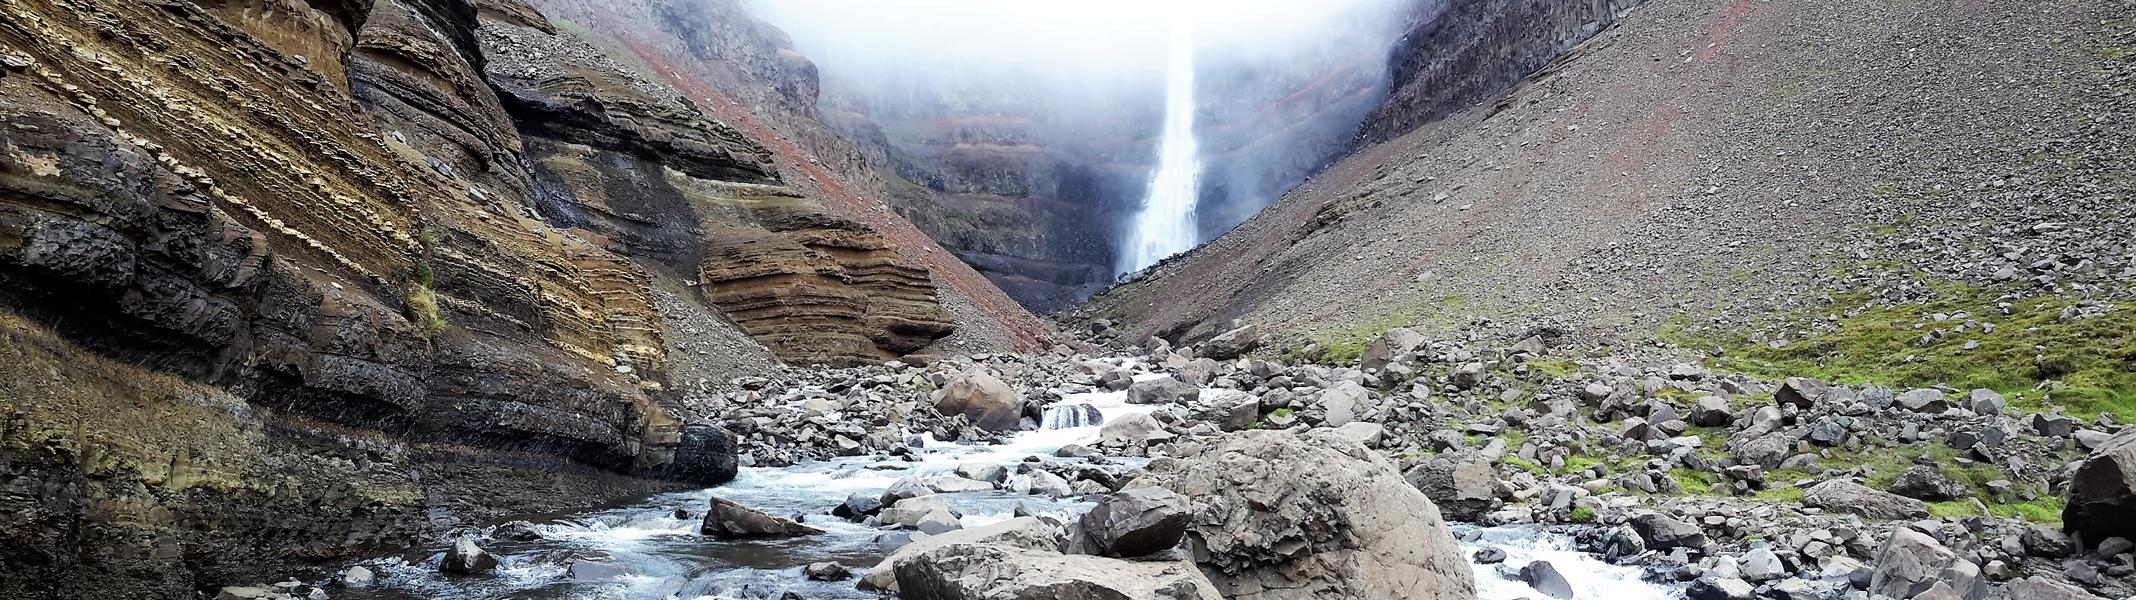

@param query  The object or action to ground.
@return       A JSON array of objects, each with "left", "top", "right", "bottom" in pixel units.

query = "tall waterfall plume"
[{"left": 1119, "top": 18, "right": 1202, "bottom": 275}]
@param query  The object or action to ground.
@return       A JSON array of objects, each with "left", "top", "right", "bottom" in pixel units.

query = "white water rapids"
[
  {"left": 1118, "top": 16, "right": 1203, "bottom": 275},
  {"left": 335, "top": 372, "right": 1678, "bottom": 600}
]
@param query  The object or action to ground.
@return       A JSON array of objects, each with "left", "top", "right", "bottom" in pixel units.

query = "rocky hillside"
[
  {"left": 0, "top": 0, "right": 1058, "bottom": 595},
  {"left": 1082, "top": 0, "right": 2133, "bottom": 378}
]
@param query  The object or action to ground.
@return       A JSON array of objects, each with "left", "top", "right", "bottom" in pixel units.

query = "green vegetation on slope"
[{"left": 1675, "top": 285, "right": 2134, "bottom": 420}]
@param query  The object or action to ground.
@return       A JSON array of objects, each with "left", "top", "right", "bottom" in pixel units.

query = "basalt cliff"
[{"left": 0, "top": 0, "right": 1055, "bottom": 595}]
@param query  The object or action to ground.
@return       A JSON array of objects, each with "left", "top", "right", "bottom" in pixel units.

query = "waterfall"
[
  {"left": 1118, "top": 17, "right": 1201, "bottom": 275},
  {"left": 1041, "top": 403, "right": 1103, "bottom": 430}
]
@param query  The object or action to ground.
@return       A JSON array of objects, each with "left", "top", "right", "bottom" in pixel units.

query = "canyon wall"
[{"left": 0, "top": 0, "right": 1047, "bottom": 595}]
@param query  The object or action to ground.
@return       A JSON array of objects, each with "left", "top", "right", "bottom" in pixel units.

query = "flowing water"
[
  {"left": 336, "top": 378, "right": 1680, "bottom": 600},
  {"left": 1118, "top": 16, "right": 1203, "bottom": 275}
]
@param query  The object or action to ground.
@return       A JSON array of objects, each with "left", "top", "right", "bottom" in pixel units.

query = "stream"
[{"left": 336, "top": 384, "right": 1680, "bottom": 600}]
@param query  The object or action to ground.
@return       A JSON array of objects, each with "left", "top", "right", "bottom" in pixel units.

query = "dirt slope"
[{"left": 1083, "top": 0, "right": 2135, "bottom": 354}]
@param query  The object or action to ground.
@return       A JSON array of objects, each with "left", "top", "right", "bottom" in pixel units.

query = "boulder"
[
  {"left": 1402, "top": 455, "right": 1499, "bottom": 521},
  {"left": 1520, "top": 560, "right": 1573, "bottom": 599},
  {"left": 1629, "top": 513, "right": 1707, "bottom": 551},
  {"left": 1963, "top": 389, "right": 2005, "bottom": 415},
  {"left": 1450, "top": 363, "right": 1486, "bottom": 390},
  {"left": 339, "top": 566, "right": 375, "bottom": 587},
  {"left": 857, "top": 516, "right": 1067, "bottom": 593},
  {"left": 1127, "top": 376, "right": 1201, "bottom": 405},
  {"left": 701, "top": 495, "right": 821, "bottom": 538},
  {"left": 1739, "top": 548, "right": 1785, "bottom": 582},
  {"left": 1686, "top": 576, "right": 1755, "bottom": 600},
  {"left": 1360, "top": 328, "right": 1427, "bottom": 370},
  {"left": 894, "top": 543, "right": 1221, "bottom": 600},
  {"left": 490, "top": 520, "right": 544, "bottom": 541},
  {"left": 934, "top": 372, "right": 1026, "bottom": 432},
  {"left": 1803, "top": 480, "right": 1929, "bottom": 520},
  {"left": 1868, "top": 528, "right": 1986, "bottom": 600},
  {"left": 1190, "top": 389, "right": 1261, "bottom": 431},
  {"left": 1099, "top": 413, "right": 1174, "bottom": 445},
  {"left": 1890, "top": 465, "right": 1966, "bottom": 501},
  {"left": 1689, "top": 396, "right": 1733, "bottom": 427},
  {"left": 645, "top": 424, "right": 739, "bottom": 484},
  {"left": 954, "top": 463, "right": 1010, "bottom": 485},
  {"left": 1141, "top": 429, "right": 1473, "bottom": 599},
  {"left": 440, "top": 538, "right": 498, "bottom": 574},
  {"left": 1894, "top": 388, "right": 1949, "bottom": 413},
  {"left": 1329, "top": 422, "right": 1386, "bottom": 447},
  {"left": 2065, "top": 427, "right": 2136, "bottom": 545},
  {"left": 1774, "top": 378, "right": 1827, "bottom": 409},
  {"left": 1078, "top": 488, "right": 1191, "bottom": 557},
  {"left": 1199, "top": 325, "right": 1261, "bottom": 360},
  {"left": 1318, "top": 381, "right": 1371, "bottom": 427},
  {"left": 804, "top": 561, "right": 852, "bottom": 581},
  {"left": 2003, "top": 576, "right": 2101, "bottom": 600}
]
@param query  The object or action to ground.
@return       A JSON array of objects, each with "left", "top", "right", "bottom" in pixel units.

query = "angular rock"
[
  {"left": 2065, "top": 427, "right": 2136, "bottom": 545},
  {"left": 1774, "top": 378, "right": 1827, "bottom": 409},
  {"left": 1127, "top": 376, "right": 1201, "bottom": 405},
  {"left": 1803, "top": 480, "right": 1929, "bottom": 520},
  {"left": 2003, "top": 576, "right": 2102, "bottom": 600},
  {"left": 1360, "top": 328, "right": 1427, "bottom": 370},
  {"left": 701, "top": 495, "right": 821, "bottom": 538},
  {"left": 934, "top": 372, "right": 1026, "bottom": 432},
  {"left": 804, "top": 561, "right": 852, "bottom": 581},
  {"left": 1099, "top": 413, "right": 1175, "bottom": 445},
  {"left": 1689, "top": 396, "right": 1734, "bottom": 427},
  {"left": 441, "top": 538, "right": 498, "bottom": 574},
  {"left": 1630, "top": 513, "right": 1707, "bottom": 551},
  {"left": 1894, "top": 389, "right": 1949, "bottom": 413},
  {"left": 1868, "top": 528, "right": 1985, "bottom": 600},
  {"left": 1403, "top": 455, "right": 1499, "bottom": 521},
  {"left": 857, "top": 517, "right": 1067, "bottom": 593},
  {"left": 1890, "top": 465, "right": 1965, "bottom": 501},
  {"left": 894, "top": 543, "right": 1221, "bottom": 600},
  {"left": 1318, "top": 381, "right": 1371, "bottom": 427},
  {"left": 1199, "top": 325, "right": 1261, "bottom": 361},
  {"left": 1686, "top": 576, "right": 1755, "bottom": 600},
  {"left": 1520, "top": 560, "right": 1573, "bottom": 599},
  {"left": 1963, "top": 389, "right": 2005, "bottom": 415},
  {"left": 1079, "top": 488, "right": 1191, "bottom": 558},
  {"left": 1142, "top": 429, "right": 1473, "bottom": 599}
]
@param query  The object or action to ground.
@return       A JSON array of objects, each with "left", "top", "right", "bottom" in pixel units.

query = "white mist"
[{"left": 1118, "top": 16, "right": 1202, "bottom": 276}]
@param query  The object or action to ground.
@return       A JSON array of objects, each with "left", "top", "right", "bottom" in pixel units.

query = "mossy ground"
[{"left": 1674, "top": 285, "right": 2135, "bottom": 421}]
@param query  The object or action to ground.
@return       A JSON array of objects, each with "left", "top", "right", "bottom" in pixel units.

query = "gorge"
[{"left": 1, "top": 0, "right": 2132, "bottom": 599}]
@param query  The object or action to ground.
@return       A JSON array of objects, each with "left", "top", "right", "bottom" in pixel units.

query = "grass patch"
[
  {"left": 1670, "top": 468, "right": 1719, "bottom": 496},
  {"left": 1526, "top": 358, "right": 1579, "bottom": 378},
  {"left": 1990, "top": 496, "right": 2065, "bottom": 525},
  {"left": 1675, "top": 285, "right": 2136, "bottom": 420},
  {"left": 1753, "top": 485, "right": 1804, "bottom": 502},
  {"left": 406, "top": 285, "right": 445, "bottom": 337},
  {"left": 1504, "top": 456, "right": 1548, "bottom": 477},
  {"left": 1569, "top": 505, "right": 1597, "bottom": 524}
]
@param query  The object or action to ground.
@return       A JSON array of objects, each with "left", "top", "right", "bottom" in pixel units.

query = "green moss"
[
  {"left": 1990, "top": 496, "right": 2065, "bottom": 525},
  {"left": 1527, "top": 359, "right": 1578, "bottom": 379},
  {"left": 1504, "top": 456, "right": 1548, "bottom": 477},
  {"left": 1927, "top": 501, "right": 1984, "bottom": 519},
  {"left": 1677, "top": 285, "right": 2136, "bottom": 420},
  {"left": 1753, "top": 485, "right": 1804, "bottom": 502},
  {"left": 1569, "top": 506, "right": 1598, "bottom": 523},
  {"left": 1670, "top": 468, "right": 1719, "bottom": 496}
]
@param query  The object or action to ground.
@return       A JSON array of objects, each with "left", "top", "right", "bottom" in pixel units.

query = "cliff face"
[
  {"left": 1362, "top": 0, "right": 1645, "bottom": 142},
  {"left": 0, "top": 0, "right": 1013, "bottom": 594}
]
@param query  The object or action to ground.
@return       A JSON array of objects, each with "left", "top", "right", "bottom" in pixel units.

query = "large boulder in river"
[
  {"left": 858, "top": 517, "right": 1066, "bottom": 593},
  {"left": 1804, "top": 480, "right": 1929, "bottom": 520},
  {"left": 1079, "top": 488, "right": 1191, "bottom": 557},
  {"left": 440, "top": 538, "right": 498, "bottom": 574},
  {"left": 2065, "top": 427, "right": 2136, "bottom": 546},
  {"left": 1100, "top": 413, "right": 1174, "bottom": 445},
  {"left": 894, "top": 543, "right": 1221, "bottom": 600},
  {"left": 934, "top": 371, "right": 1025, "bottom": 432},
  {"left": 1198, "top": 325, "right": 1261, "bottom": 360},
  {"left": 701, "top": 496, "right": 821, "bottom": 539},
  {"left": 642, "top": 424, "right": 739, "bottom": 484},
  {"left": 1128, "top": 376, "right": 1200, "bottom": 405},
  {"left": 1139, "top": 429, "right": 1474, "bottom": 599}
]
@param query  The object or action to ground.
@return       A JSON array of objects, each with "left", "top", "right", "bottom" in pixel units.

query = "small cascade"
[{"left": 1041, "top": 403, "right": 1104, "bottom": 430}]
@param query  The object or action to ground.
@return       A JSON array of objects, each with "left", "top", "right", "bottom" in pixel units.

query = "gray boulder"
[
  {"left": 2065, "top": 427, "right": 2136, "bottom": 546},
  {"left": 1803, "top": 480, "right": 1929, "bottom": 520},
  {"left": 1894, "top": 388, "right": 1949, "bottom": 413},
  {"left": 1963, "top": 389, "right": 2005, "bottom": 415},
  {"left": 701, "top": 495, "right": 822, "bottom": 539},
  {"left": 1078, "top": 488, "right": 1191, "bottom": 557},
  {"left": 1890, "top": 465, "right": 1966, "bottom": 501},
  {"left": 440, "top": 538, "right": 498, "bottom": 574},
  {"left": 1189, "top": 389, "right": 1261, "bottom": 431},
  {"left": 894, "top": 543, "right": 1221, "bottom": 600},
  {"left": 1141, "top": 429, "right": 1474, "bottom": 599},
  {"left": 1318, "top": 381, "right": 1371, "bottom": 427},
  {"left": 1686, "top": 576, "right": 1754, "bottom": 600},
  {"left": 1402, "top": 455, "right": 1499, "bottom": 521},
  {"left": 1360, "top": 328, "right": 1427, "bottom": 370},
  {"left": 1099, "top": 413, "right": 1175, "bottom": 445},
  {"left": 1128, "top": 376, "right": 1201, "bottom": 405},
  {"left": 1629, "top": 513, "right": 1707, "bottom": 550},
  {"left": 1869, "top": 528, "right": 1987, "bottom": 600},
  {"left": 934, "top": 372, "right": 1026, "bottom": 432},
  {"left": 2003, "top": 576, "right": 2101, "bottom": 600},
  {"left": 1520, "top": 560, "right": 1573, "bottom": 599},
  {"left": 1689, "top": 396, "right": 1734, "bottom": 427},
  {"left": 1774, "top": 378, "right": 1827, "bottom": 409},
  {"left": 857, "top": 517, "right": 1066, "bottom": 593},
  {"left": 1199, "top": 325, "right": 1261, "bottom": 360}
]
